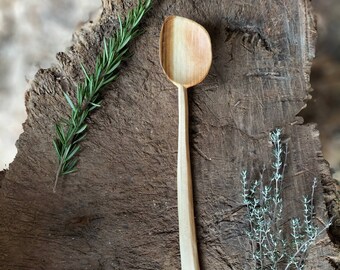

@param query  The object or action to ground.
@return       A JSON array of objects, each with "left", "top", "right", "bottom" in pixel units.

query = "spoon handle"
[{"left": 177, "top": 85, "right": 200, "bottom": 270}]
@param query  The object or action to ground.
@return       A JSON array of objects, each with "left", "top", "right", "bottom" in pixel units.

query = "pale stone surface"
[{"left": 0, "top": 0, "right": 101, "bottom": 169}]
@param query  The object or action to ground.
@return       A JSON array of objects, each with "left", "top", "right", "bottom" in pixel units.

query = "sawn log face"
[{"left": 0, "top": 0, "right": 338, "bottom": 269}]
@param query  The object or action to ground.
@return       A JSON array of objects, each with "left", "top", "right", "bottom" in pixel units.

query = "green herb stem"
[{"left": 53, "top": 0, "right": 152, "bottom": 192}]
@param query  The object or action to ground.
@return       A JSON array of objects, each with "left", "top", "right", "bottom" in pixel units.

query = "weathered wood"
[{"left": 0, "top": 0, "right": 338, "bottom": 269}]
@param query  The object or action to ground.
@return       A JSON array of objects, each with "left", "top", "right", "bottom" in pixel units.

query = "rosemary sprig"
[{"left": 52, "top": 0, "right": 152, "bottom": 192}]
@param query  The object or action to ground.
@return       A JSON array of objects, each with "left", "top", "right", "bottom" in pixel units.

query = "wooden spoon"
[{"left": 159, "top": 16, "right": 212, "bottom": 270}]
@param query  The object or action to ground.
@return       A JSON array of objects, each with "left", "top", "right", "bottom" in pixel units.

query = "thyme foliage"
[
  {"left": 53, "top": 0, "right": 152, "bottom": 192},
  {"left": 241, "top": 129, "right": 332, "bottom": 269}
]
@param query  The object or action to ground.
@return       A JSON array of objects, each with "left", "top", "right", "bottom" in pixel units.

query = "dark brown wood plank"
[{"left": 0, "top": 0, "right": 338, "bottom": 269}]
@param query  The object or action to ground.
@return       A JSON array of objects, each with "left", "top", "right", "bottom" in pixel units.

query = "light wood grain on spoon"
[
  {"left": 160, "top": 16, "right": 212, "bottom": 88},
  {"left": 160, "top": 16, "right": 212, "bottom": 270}
]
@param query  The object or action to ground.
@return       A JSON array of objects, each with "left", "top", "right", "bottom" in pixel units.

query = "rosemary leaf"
[
  {"left": 63, "top": 92, "right": 76, "bottom": 111},
  {"left": 53, "top": 0, "right": 152, "bottom": 192}
]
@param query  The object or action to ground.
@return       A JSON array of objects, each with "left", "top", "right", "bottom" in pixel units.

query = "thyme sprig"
[
  {"left": 53, "top": 0, "right": 152, "bottom": 192},
  {"left": 241, "top": 129, "right": 332, "bottom": 269}
]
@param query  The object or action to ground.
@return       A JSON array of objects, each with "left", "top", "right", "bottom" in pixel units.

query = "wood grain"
[
  {"left": 177, "top": 84, "right": 200, "bottom": 270},
  {"left": 160, "top": 15, "right": 212, "bottom": 270},
  {"left": 160, "top": 16, "right": 212, "bottom": 88},
  {"left": 0, "top": 0, "right": 338, "bottom": 269}
]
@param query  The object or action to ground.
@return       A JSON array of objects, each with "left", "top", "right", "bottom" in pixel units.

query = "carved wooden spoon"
[{"left": 159, "top": 16, "right": 212, "bottom": 270}]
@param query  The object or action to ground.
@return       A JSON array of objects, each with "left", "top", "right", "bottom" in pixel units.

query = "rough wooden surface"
[{"left": 0, "top": 0, "right": 339, "bottom": 269}]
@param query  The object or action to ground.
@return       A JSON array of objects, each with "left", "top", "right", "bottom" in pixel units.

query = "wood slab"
[{"left": 0, "top": 0, "right": 339, "bottom": 269}]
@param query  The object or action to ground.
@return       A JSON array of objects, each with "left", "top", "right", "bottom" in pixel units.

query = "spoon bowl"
[{"left": 160, "top": 16, "right": 212, "bottom": 88}]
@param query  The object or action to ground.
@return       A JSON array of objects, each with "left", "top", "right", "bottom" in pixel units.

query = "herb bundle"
[
  {"left": 53, "top": 0, "right": 152, "bottom": 192},
  {"left": 241, "top": 129, "right": 332, "bottom": 269}
]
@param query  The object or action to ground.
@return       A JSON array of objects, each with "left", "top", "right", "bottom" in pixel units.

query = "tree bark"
[{"left": 0, "top": 0, "right": 339, "bottom": 269}]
